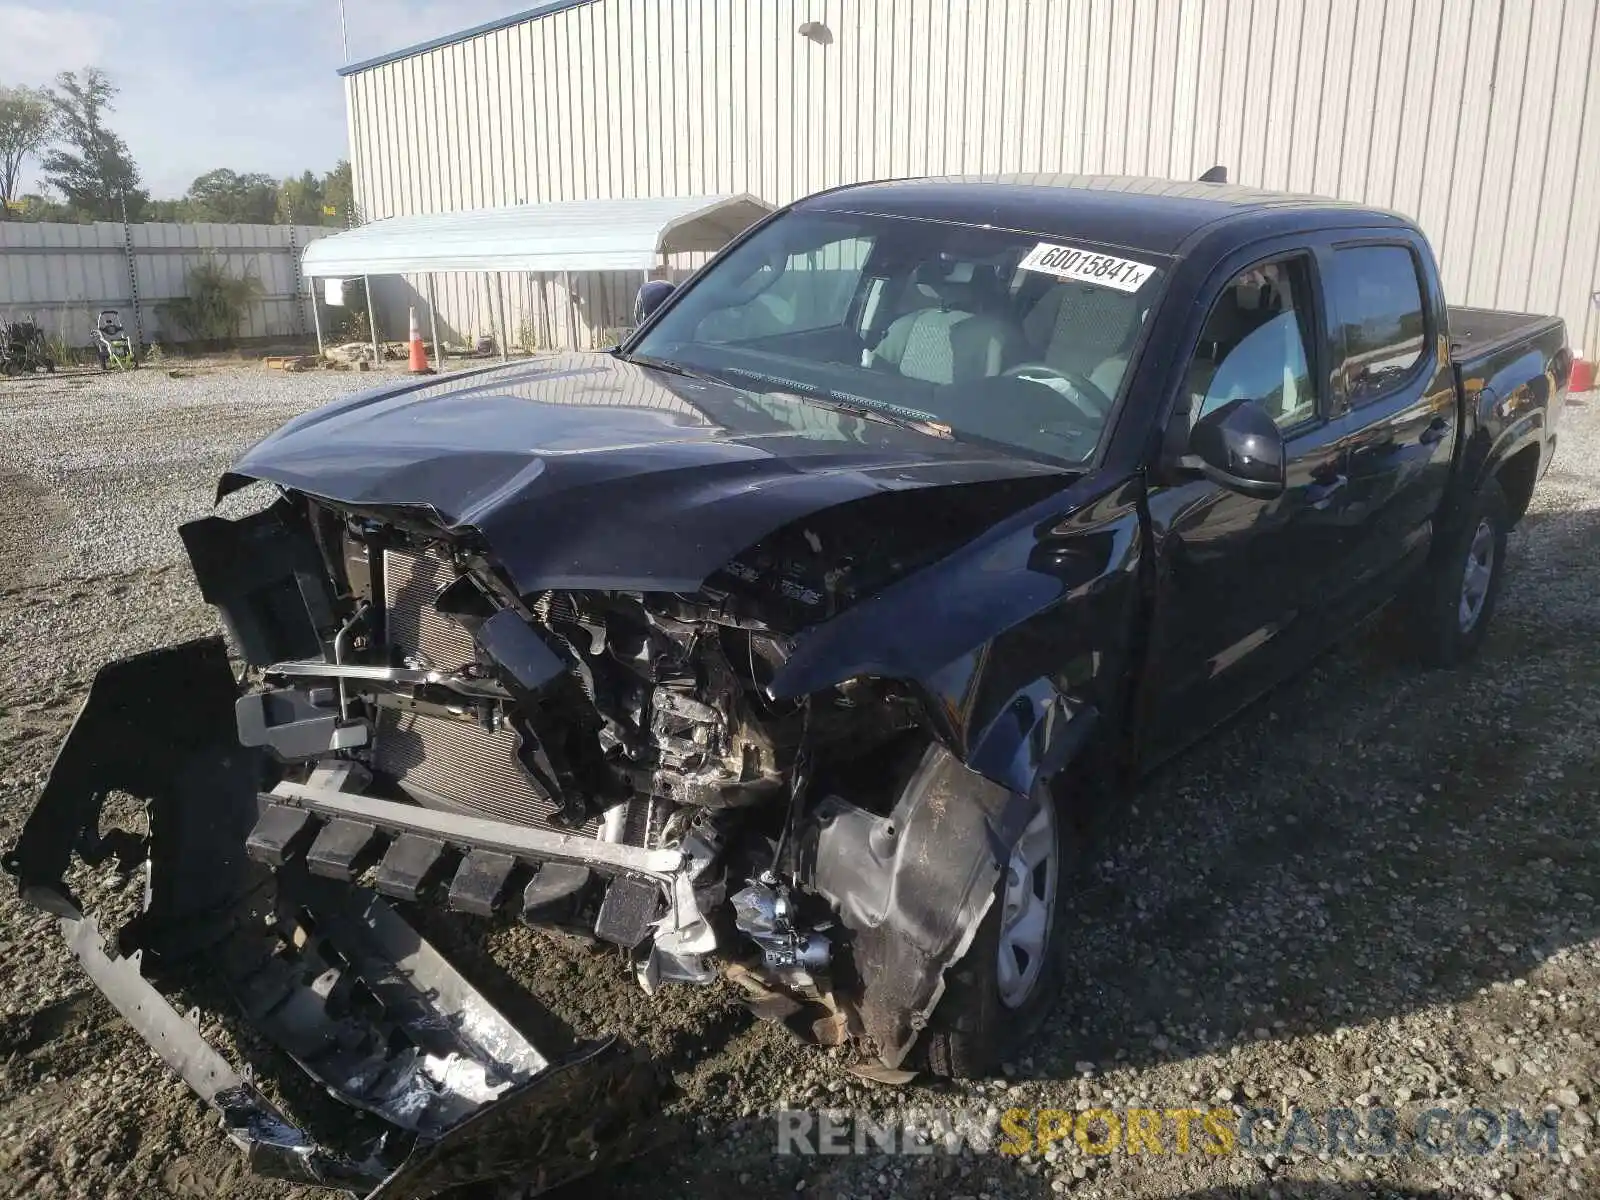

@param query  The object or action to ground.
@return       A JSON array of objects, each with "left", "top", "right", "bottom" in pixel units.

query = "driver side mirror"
[
  {"left": 1179, "top": 399, "right": 1286, "bottom": 498},
  {"left": 633, "top": 279, "right": 677, "bottom": 326}
]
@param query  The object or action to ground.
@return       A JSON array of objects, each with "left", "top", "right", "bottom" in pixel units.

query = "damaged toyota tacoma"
[{"left": 5, "top": 174, "right": 1570, "bottom": 1195}]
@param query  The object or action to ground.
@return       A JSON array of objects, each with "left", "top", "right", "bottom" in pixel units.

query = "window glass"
[
  {"left": 633, "top": 210, "right": 1167, "bottom": 465},
  {"left": 1326, "top": 245, "right": 1426, "bottom": 404},
  {"left": 1188, "top": 258, "right": 1318, "bottom": 430},
  {"left": 694, "top": 235, "right": 873, "bottom": 343}
]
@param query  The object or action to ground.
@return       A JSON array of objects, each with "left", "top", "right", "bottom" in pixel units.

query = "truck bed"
[{"left": 1449, "top": 305, "right": 1564, "bottom": 361}]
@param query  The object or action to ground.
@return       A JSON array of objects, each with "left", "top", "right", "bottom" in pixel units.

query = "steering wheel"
[{"left": 1000, "top": 362, "right": 1115, "bottom": 424}]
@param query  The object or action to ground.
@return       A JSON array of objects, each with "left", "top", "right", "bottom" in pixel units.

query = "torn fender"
[
  {"left": 767, "top": 476, "right": 1141, "bottom": 705},
  {"left": 806, "top": 744, "right": 1035, "bottom": 1069}
]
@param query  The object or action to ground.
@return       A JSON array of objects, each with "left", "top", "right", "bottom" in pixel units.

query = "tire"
[
  {"left": 1410, "top": 477, "right": 1509, "bottom": 668},
  {"left": 920, "top": 783, "right": 1076, "bottom": 1079}
]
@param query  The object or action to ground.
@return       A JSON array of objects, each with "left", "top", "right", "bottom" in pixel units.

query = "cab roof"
[{"left": 800, "top": 174, "right": 1411, "bottom": 257}]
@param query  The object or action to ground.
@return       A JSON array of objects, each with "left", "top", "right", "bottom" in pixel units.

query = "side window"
[
  {"left": 1325, "top": 245, "right": 1427, "bottom": 405},
  {"left": 1188, "top": 257, "right": 1319, "bottom": 430},
  {"left": 695, "top": 235, "right": 873, "bottom": 343}
]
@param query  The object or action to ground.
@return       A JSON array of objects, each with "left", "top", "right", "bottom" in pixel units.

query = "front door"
[{"left": 1137, "top": 249, "right": 1355, "bottom": 765}]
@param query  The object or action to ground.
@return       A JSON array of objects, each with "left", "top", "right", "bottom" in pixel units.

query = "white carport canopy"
[
  {"left": 300, "top": 193, "right": 773, "bottom": 277},
  {"left": 300, "top": 193, "right": 771, "bottom": 364}
]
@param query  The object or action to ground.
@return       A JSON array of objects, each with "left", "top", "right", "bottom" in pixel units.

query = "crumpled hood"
[{"left": 224, "top": 354, "right": 1068, "bottom": 594}]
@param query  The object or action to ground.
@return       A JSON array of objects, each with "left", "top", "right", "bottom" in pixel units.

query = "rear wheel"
[
  {"left": 1410, "top": 478, "right": 1509, "bottom": 667},
  {"left": 920, "top": 785, "right": 1074, "bottom": 1079}
]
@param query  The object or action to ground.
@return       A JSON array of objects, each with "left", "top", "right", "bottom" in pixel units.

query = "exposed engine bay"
[
  {"left": 5, "top": 471, "right": 1052, "bottom": 1195},
  {"left": 192, "top": 488, "right": 1028, "bottom": 1070}
]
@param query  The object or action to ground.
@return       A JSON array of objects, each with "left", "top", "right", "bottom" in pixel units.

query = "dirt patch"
[
  {"left": 0, "top": 469, "right": 71, "bottom": 587},
  {"left": 0, "top": 373, "right": 1596, "bottom": 1200}
]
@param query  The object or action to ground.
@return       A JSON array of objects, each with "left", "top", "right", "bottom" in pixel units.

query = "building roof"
[
  {"left": 299, "top": 194, "right": 773, "bottom": 277},
  {"left": 338, "top": 0, "right": 599, "bottom": 77},
  {"left": 804, "top": 174, "right": 1404, "bottom": 256}
]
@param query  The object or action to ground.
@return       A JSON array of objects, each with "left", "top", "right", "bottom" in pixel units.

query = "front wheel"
[
  {"left": 919, "top": 786, "right": 1075, "bottom": 1078},
  {"left": 1410, "top": 478, "right": 1509, "bottom": 667}
]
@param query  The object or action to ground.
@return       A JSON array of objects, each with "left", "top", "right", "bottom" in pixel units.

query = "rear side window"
[{"left": 1326, "top": 245, "right": 1427, "bottom": 405}]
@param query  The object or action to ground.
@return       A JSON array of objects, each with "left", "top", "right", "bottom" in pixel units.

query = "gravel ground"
[{"left": 0, "top": 365, "right": 1596, "bottom": 1200}]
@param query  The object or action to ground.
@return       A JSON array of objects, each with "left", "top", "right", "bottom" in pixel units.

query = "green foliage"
[
  {"left": 323, "top": 159, "right": 355, "bottom": 225},
  {"left": 185, "top": 168, "right": 280, "bottom": 224},
  {"left": 144, "top": 197, "right": 195, "bottom": 222},
  {"left": 277, "top": 170, "right": 324, "bottom": 226},
  {"left": 328, "top": 278, "right": 371, "bottom": 342},
  {"left": 158, "top": 255, "right": 264, "bottom": 343},
  {"left": 8, "top": 192, "right": 71, "bottom": 221},
  {"left": 6, "top": 74, "right": 348, "bottom": 228},
  {"left": 0, "top": 85, "right": 55, "bottom": 215},
  {"left": 40, "top": 68, "right": 148, "bottom": 221}
]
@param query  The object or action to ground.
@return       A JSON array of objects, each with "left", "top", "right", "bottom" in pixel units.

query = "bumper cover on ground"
[{"left": 2, "top": 637, "right": 665, "bottom": 1197}]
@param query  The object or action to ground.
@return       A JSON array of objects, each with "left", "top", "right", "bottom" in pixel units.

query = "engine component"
[
  {"left": 384, "top": 544, "right": 475, "bottom": 668},
  {"left": 374, "top": 708, "right": 600, "bottom": 833},
  {"left": 236, "top": 688, "right": 369, "bottom": 759},
  {"left": 594, "top": 876, "right": 663, "bottom": 947},
  {"left": 731, "top": 875, "right": 831, "bottom": 973}
]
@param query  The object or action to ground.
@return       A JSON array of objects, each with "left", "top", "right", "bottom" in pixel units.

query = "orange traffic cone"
[{"left": 407, "top": 306, "right": 432, "bottom": 374}]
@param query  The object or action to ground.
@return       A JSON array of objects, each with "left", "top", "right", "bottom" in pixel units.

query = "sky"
[{"left": 3, "top": 0, "right": 520, "bottom": 199}]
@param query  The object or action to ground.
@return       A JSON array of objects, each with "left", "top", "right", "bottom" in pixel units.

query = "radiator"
[{"left": 374, "top": 546, "right": 597, "bottom": 835}]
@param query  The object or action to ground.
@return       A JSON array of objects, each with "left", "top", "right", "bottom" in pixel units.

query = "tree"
[
  {"left": 323, "top": 159, "right": 354, "bottom": 225},
  {"left": 145, "top": 197, "right": 197, "bottom": 222},
  {"left": 9, "top": 191, "right": 72, "bottom": 221},
  {"left": 41, "top": 68, "right": 147, "bottom": 221},
  {"left": 159, "top": 254, "right": 263, "bottom": 343},
  {"left": 0, "top": 85, "right": 55, "bottom": 217},
  {"left": 185, "top": 168, "right": 279, "bottom": 224},
  {"left": 276, "top": 170, "right": 325, "bottom": 226}
]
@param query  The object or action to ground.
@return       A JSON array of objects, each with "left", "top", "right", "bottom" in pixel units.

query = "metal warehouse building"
[{"left": 341, "top": 0, "right": 1600, "bottom": 354}]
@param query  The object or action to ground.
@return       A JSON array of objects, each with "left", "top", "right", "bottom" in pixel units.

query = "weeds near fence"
[{"left": 159, "top": 255, "right": 263, "bottom": 343}]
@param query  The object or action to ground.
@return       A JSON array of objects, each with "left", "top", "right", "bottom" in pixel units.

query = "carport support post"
[
  {"left": 425, "top": 274, "right": 442, "bottom": 368},
  {"left": 310, "top": 279, "right": 325, "bottom": 359},
  {"left": 363, "top": 275, "right": 380, "bottom": 364},
  {"left": 562, "top": 270, "right": 578, "bottom": 352},
  {"left": 493, "top": 273, "right": 508, "bottom": 363}
]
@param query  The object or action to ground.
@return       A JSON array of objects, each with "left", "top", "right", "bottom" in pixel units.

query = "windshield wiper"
[
  {"left": 724, "top": 370, "right": 955, "bottom": 440},
  {"left": 621, "top": 351, "right": 690, "bottom": 375},
  {"left": 811, "top": 395, "right": 954, "bottom": 441}
]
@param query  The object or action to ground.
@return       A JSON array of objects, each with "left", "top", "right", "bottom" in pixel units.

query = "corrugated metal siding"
[
  {"left": 0, "top": 220, "right": 330, "bottom": 345},
  {"left": 347, "top": 0, "right": 1600, "bottom": 354}
]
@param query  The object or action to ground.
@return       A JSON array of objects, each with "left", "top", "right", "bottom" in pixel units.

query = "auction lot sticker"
[{"left": 1019, "top": 243, "right": 1156, "bottom": 292}]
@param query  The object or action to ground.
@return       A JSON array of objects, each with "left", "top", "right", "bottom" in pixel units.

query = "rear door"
[
  {"left": 1314, "top": 236, "right": 1457, "bottom": 625},
  {"left": 1137, "top": 243, "right": 1356, "bottom": 764}
]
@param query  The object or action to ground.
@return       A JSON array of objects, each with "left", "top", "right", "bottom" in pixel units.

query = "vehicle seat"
[
  {"left": 1022, "top": 284, "right": 1143, "bottom": 396},
  {"left": 1195, "top": 311, "right": 1312, "bottom": 424},
  {"left": 870, "top": 263, "right": 1023, "bottom": 384}
]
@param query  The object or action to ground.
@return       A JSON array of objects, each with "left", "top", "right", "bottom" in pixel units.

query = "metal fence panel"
[{"left": 0, "top": 220, "right": 331, "bottom": 347}]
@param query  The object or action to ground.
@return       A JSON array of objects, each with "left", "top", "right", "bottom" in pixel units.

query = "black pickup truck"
[{"left": 6, "top": 175, "right": 1570, "bottom": 1195}]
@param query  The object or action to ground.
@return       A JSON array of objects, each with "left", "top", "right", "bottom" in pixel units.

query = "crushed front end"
[{"left": 5, "top": 459, "right": 1055, "bottom": 1190}]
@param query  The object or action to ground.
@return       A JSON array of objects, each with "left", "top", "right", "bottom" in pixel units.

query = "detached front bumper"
[{"left": 3, "top": 637, "right": 664, "bottom": 1197}]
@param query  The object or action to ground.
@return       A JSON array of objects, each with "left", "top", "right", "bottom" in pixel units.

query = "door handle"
[
  {"left": 1420, "top": 416, "right": 1452, "bottom": 445},
  {"left": 1307, "top": 473, "right": 1348, "bottom": 510}
]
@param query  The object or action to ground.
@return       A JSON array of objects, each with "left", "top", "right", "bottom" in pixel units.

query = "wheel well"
[{"left": 1495, "top": 443, "right": 1541, "bottom": 525}]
